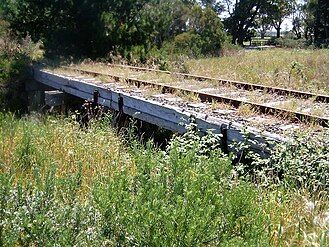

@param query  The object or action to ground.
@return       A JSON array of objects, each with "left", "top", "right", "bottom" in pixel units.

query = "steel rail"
[
  {"left": 107, "top": 63, "right": 329, "bottom": 103},
  {"left": 63, "top": 66, "right": 329, "bottom": 127}
]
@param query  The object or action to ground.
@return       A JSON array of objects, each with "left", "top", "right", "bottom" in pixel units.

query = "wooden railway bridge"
[{"left": 28, "top": 67, "right": 286, "bottom": 155}]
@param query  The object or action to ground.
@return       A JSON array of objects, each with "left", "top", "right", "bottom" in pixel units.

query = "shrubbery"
[
  {"left": 0, "top": 25, "right": 43, "bottom": 111},
  {"left": 0, "top": 115, "right": 328, "bottom": 246},
  {"left": 0, "top": 34, "right": 42, "bottom": 82},
  {"left": 230, "top": 128, "right": 329, "bottom": 193},
  {"left": 256, "top": 131, "right": 329, "bottom": 191},
  {"left": 273, "top": 33, "right": 307, "bottom": 49}
]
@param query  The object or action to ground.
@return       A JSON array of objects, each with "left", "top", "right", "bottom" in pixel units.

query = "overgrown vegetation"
[
  {"left": 0, "top": 114, "right": 328, "bottom": 246},
  {"left": 186, "top": 48, "right": 329, "bottom": 93},
  {"left": 0, "top": 1, "right": 328, "bottom": 246},
  {"left": 0, "top": 19, "right": 43, "bottom": 112}
]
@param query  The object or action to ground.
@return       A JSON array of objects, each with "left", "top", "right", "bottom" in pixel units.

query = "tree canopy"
[
  {"left": 1, "top": 0, "right": 227, "bottom": 58},
  {"left": 1, "top": 0, "right": 328, "bottom": 60}
]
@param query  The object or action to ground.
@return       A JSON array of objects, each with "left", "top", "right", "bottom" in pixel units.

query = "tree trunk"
[
  {"left": 325, "top": 25, "right": 329, "bottom": 40},
  {"left": 237, "top": 35, "right": 244, "bottom": 46},
  {"left": 276, "top": 27, "right": 281, "bottom": 38},
  {"left": 261, "top": 30, "right": 265, "bottom": 39}
]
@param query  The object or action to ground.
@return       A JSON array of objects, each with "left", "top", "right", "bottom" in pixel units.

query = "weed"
[
  {"left": 186, "top": 49, "right": 329, "bottom": 94},
  {"left": 237, "top": 103, "right": 257, "bottom": 117},
  {"left": 0, "top": 114, "right": 328, "bottom": 246}
]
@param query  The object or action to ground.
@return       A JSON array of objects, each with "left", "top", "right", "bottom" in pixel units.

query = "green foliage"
[
  {"left": 275, "top": 35, "right": 307, "bottom": 49},
  {"left": 0, "top": 168, "right": 105, "bottom": 246},
  {"left": 0, "top": 114, "right": 328, "bottom": 245},
  {"left": 231, "top": 129, "right": 329, "bottom": 192},
  {"left": 163, "top": 32, "right": 204, "bottom": 58},
  {"left": 0, "top": 31, "right": 43, "bottom": 111},
  {"left": 224, "top": 0, "right": 264, "bottom": 45},
  {"left": 261, "top": 131, "right": 329, "bottom": 191},
  {"left": 304, "top": 0, "right": 329, "bottom": 45},
  {"left": 289, "top": 60, "right": 307, "bottom": 83},
  {"left": 0, "top": 28, "right": 43, "bottom": 82},
  {"left": 266, "top": 0, "right": 293, "bottom": 38},
  {"left": 2, "top": 0, "right": 226, "bottom": 61},
  {"left": 161, "top": 6, "right": 225, "bottom": 58},
  {"left": 94, "top": 128, "right": 268, "bottom": 246},
  {"left": 0, "top": 115, "right": 270, "bottom": 246},
  {"left": 166, "top": 122, "right": 222, "bottom": 157}
]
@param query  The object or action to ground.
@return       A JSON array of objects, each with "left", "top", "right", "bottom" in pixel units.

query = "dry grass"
[
  {"left": 237, "top": 103, "right": 257, "bottom": 117},
  {"left": 0, "top": 114, "right": 132, "bottom": 193},
  {"left": 274, "top": 98, "right": 328, "bottom": 118},
  {"left": 265, "top": 191, "right": 329, "bottom": 247},
  {"left": 54, "top": 49, "right": 329, "bottom": 96},
  {"left": 210, "top": 100, "right": 232, "bottom": 111},
  {"left": 186, "top": 49, "right": 329, "bottom": 94}
]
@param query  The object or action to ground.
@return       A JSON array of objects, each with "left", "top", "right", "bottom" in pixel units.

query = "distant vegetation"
[
  {"left": 0, "top": 20, "right": 42, "bottom": 112},
  {"left": 0, "top": 0, "right": 328, "bottom": 63}
]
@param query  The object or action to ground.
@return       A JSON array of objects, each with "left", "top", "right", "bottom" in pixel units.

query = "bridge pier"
[{"left": 25, "top": 80, "right": 67, "bottom": 113}]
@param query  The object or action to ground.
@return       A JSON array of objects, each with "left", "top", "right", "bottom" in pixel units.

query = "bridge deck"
[{"left": 33, "top": 69, "right": 285, "bottom": 154}]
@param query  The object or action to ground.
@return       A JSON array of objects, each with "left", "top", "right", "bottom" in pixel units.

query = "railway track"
[
  {"left": 106, "top": 63, "right": 329, "bottom": 103},
  {"left": 62, "top": 66, "right": 329, "bottom": 127}
]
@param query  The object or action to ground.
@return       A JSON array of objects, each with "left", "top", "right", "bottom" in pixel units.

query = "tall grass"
[
  {"left": 186, "top": 49, "right": 329, "bottom": 94},
  {"left": 0, "top": 113, "right": 328, "bottom": 246}
]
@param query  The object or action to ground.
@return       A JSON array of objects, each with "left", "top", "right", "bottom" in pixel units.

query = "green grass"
[
  {"left": 186, "top": 48, "right": 329, "bottom": 94},
  {"left": 0, "top": 113, "right": 328, "bottom": 246}
]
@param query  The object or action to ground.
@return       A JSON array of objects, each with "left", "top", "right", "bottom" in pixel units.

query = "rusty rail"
[
  {"left": 107, "top": 63, "right": 329, "bottom": 103},
  {"left": 63, "top": 66, "right": 329, "bottom": 127}
]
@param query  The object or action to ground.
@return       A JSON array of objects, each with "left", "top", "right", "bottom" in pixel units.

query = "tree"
[
  {"left": 309, "top": 0, "right": 329, "bottom": 43},
  {"left": 200, "top": 0, "right": 224, "bottom": 14},
  {"left": 302, "top": 0, "right": 329, "bottom": 45},
  {"left": 224, "top": 0, "right": 265, "bottom": 45},
  {"left": 0, "top": 3, "right": 8, "bottom": 36},
  {"left": 257, "top": 1, "right": 273, "bottom": 39},
  {"left": 1, "top": 0, "right": 226, "bottom": 59},
  {"left": 3, "top": 0, "right": 152, "bottom": 57},
  {"left": 291, "top": 1, "right": 305, "bottom": 39},
  {"left": 189, "top": 6, "right": 226, "bottom": 55},
  {"left": 266, "top": 0, "right": 292, "bottom": 38}
]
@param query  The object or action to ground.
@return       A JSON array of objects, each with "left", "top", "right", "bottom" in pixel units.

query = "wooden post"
[{"left": 45, "top": 90, "right": 66, "bottom": 114}]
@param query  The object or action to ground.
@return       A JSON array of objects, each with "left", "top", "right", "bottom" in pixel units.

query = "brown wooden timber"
[
  {"left": 64, "top": 67, "right": 329, "bottom": 127},
  {"left": 107, "top": 63, "right": 329, "bottom": 103}
]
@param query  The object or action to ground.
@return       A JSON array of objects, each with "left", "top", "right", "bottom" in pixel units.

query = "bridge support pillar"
[{"left": 25, "top": 80, "right": 66, "bottom": 113}]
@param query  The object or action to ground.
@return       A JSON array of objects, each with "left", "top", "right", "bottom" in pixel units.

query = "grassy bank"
[
  {"left": 186, "top": 49, "right": 329, "bottom": 94},
  {"left": 0, "top": 113, "right": 328, "bottom": 246}
]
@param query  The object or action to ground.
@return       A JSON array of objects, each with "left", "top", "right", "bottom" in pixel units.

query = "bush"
[
  {"left": 233, "top": 129, "right": 329, "bottom": 192},
  {"left": 0, "top": 33, "right": 43, "bottom": 82},
  {"left": 0, "top": 170, "right": 105, "bottom": 246},
  {"left": 0, "top": 115, "right": 328, "bottom": 246},
  {"left": 0, "top": 115, "right": 270, "bottom": 246},
  {"left": 0, "top": 30, "right": 43, "bottom": 111},
  {"left": 263, "top": 131, "right": 329, "bottom": 191},
  {"left": 160, "top": 7, "right": 226, "bottom": 59},
  {"left": 220, "top": 37, "right": 243, "bottom": 56},
  {"left": 162, "top": 32, "right": 203, "bottom": 58},
  {"left": 274, "top": 34, "right": 307, "bottom": 49},
  {"left": 94, "top": 126, "right": 269, "bottom": 246}
]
